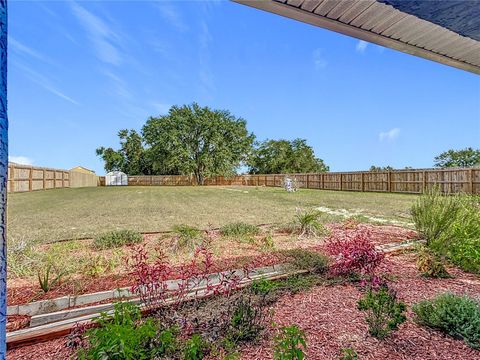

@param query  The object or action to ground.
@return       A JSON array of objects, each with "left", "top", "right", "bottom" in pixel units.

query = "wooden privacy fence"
[
  {"left": 7, "top": 164, "right": 99, "bottom": 193},
  {"left": 112, "top": 168, "right": 480, "bottom": 195}
]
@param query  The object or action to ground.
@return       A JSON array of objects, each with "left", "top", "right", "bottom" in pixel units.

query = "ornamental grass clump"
[
  {"left": 413, "top": 293, "right": 480, "bottom": 349},
  {"left": 326, "top": 228, "right": 384, "bottom": 278},
  {"left": 92, "top": 229, "right": 142, "bottom": 250},
  {"left": 357, "top": 284, "right": 407, "bottom": 339},
  {"left": 293, "top": 209, "right": 328, "bottom": 238},
  {"left": 220, "top": 222, "right": 260, "bottom": 243},
  {"left": 171, "top": 224, "right": 203, "bottom": 250}
]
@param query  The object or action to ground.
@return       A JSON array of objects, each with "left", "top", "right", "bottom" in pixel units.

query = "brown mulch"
[
  {"left": 240, "top": 252, "right": 480, "bottom": 360},
  {"left": 6, "top": 315, "right": 31, "bottom": 332},
  {"left": 8, "top": 337, "right": 71, "bottom": 360}
]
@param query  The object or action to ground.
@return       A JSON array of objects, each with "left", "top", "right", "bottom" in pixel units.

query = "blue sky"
[{"left": 8, "top": 0, "right": 480, "bottom": 174}]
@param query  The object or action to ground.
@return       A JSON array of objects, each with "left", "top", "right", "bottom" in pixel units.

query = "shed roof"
[{"left": 234, "top": 0, "right": 480, "bottom": 74}]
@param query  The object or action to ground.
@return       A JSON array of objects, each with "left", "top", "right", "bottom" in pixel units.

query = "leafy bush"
[
  {"left": 283, "top": 248, "right": 329, "bottom": 274},
  {"left": 184, "top": 334, "right": 209, "bottom": 360},
  {"left": 412, "top": 293, "right": 480, "bottom": 349},
  {"left": 294, "top": 209, "right": 327, "bottom": 238},
  {"left": 326, "top": 228, "right": 384, "bottom": 277},
  {"left": 37, "top": 263, "right": 65, "bottom": 293},
  {"left": 443, "top": 196, "right": 480, "bottom": 273},
  {"left": 220, "top": 222, "right": 259, "bottom": 242},
  {"left": 411, "top": 189, "right": 480, "bottom": 273},
  {"left": 339, "top": 348, "right": 358, "bottom": 360},
  {"left": 172, "top": 224, "right": 203, "bottom": 250},
  {"left": 79, "top": 302, "right": 166, "bottom": 359},
  {"left": 273, "top": 324, "right": 307, "bottom": 360},
  {"left": 227, "top": 296, "right": 266, "bottom": 344},
  {"left": 357, "top": 285, "right": 407, "bottom": 339},
  {"left": 92, "top": 230, "right": 142, "bottom": 249},
  {"left": 416, "top": 245, "right": 449, "bottom": 278}
]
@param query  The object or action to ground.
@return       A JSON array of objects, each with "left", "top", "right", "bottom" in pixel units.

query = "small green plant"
[
  {"left": 273, "top": 324, "right": 307, "bottom": 360},
  {"left": 412, "top": 293, "right": 480, "bottom": 349},
  {"left": 183, "top": 334, "right": 208, "bottom": 360},
  {"left": 92, "top": 230, "right": 143, "bottom": 249},
  {"left": 294, "top": 209, "right": 327, "bottom": 238},
  {"left": 283, "top": 248, "right": 329, "bottom": 274},
  {"left": 416, "top": 245, "right": 450, "bottom": 278},
  {"left": 79, "top": 302, "right": 161, "bottom": 359},
  {"left": 251, "top": 278, "right": 279, "bottom": 296},
  {"left": 282, "top": 274, "right": 319, "bottom": 294},
  {"left": 37, "top": 263, "right": 65, "bottom": 293},
  {"left": 227, "top": 296, "right": 265, "bottom": 344},
  {"left": 171, "top": 224, "right": 203, "bottom": 250},
  {"left": 260, "top": 233, "right": 275, "bottom": 250},
  {"left": 220, "top": 222, "right": 259, "bottom": 243},
  {"left": 339, "top": 348, "right": 358, "bottom": 360},
  {"left": 357, "top": 285, "right": 407, "bottom": 339}
]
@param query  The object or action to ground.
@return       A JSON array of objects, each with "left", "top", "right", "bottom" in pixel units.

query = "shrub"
[
  {"left": 184, "top": 334, "right": 209, "bottom": 360},
  {"left": 357, "top": 285, "right": 407, "bottom": 339},
  {"left": 220, "top": 222, "right": 259, "bottom": 242},
  {"left": 171, "top": 224, "right": 203, "bottom": 250},
  {"left": 339, "top": 348, "right": 358, "bottom": 360},
  {"left": 294, "top": 209, "right": 327, "bottom": 238},
  {"left": 416, "top": 245, "right": 450, "bottom": 278},
  {"left": 411, "top": 187, "right": 461, "bottom": 246},
  {"left": 37, "top": 263, "right": 65, "bottom": 293},
  {"left": 251, "top": 278, "right": 279, "bottom": 296},
  {"left": 92, "top": 230, "right": 142, "bottom": 249},
  {"left": 273, "top": 324, "right": 307, "bottom": 360},
  {"left": 227, "top": 296, "right": 266, "bottom": 344},
  {"left": 326, "top": 228, "right": 384, "bottom": 277},
  {"left": 412, "top": 293, "right": 480, "bottom": 349},
  {"left": 282, "top": 248, "right": 329, "bottom": 274},
  {"left": 79, "top": 302, "right": 161, "bottom": 359}
]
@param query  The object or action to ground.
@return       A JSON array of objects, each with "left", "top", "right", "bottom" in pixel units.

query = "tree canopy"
[
  {"left": 434, "top": 147, "right": 480, "bottom": 168},
  {"left": 142, "top": 103, "right": 255, "bottom": 184},
  {"left": 96, "top": 129, "right": 151, "bottom": 175},
  {"left": 247, "top": 138, "right": 329, "bottom": 174}
]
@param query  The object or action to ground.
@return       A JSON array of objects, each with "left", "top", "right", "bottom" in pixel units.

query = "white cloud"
[
  {"left": 9, "top": 156, "right": 33, "bottom": 165},
  {"left": 155, "top": 3, "right": 188, "bottom": 32},
  {"left": 356, "top": 40, "right": 368, "bottom": 53},
  {"left": 13, "top": 62, "right": 79, "bottom": 105},
  {"left": 379, "top": 128, "right": 400, "bottom": 141},
  {"left": 9, "top": 36, "right": 53, "bottom": 64},
  {"left": 70, "top": 2, "right": 123, "bottom": 65},
  {"left": 312, "top": 49, "right": 327, "bottom": 70}
]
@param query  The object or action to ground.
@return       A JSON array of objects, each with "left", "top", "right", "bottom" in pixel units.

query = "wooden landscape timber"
[{"left": 106, "top": 167, "right": 480, "bottom": 195}]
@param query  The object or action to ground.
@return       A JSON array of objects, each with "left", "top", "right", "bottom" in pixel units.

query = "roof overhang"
[{"left": 233, "top": 0, "right": 480, "bottom": 75}]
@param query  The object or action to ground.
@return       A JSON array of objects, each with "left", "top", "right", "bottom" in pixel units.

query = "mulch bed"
[
  {"left": 8, "top": 224, "right": 416, "bottom": 307},
  {"left": 240, "top": 252, "right": 480, "bottom": 360}
]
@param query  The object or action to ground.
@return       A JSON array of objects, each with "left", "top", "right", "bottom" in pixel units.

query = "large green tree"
[
  {"left": 247, "top": 138, "right": 329, "bottom": 174},
  {"left": 96, "top": 129, "right": 151, "bottom": 174},
  {"left": 434, "top": 147, "right": 480, "bottom": 168},
  {"left": 142, "top": 103, "right": 255, "bottom": 184}
]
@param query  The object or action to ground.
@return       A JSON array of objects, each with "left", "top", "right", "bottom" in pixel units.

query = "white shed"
[{"left": 105, "top": 171, "right": 128, "bottom": 186}]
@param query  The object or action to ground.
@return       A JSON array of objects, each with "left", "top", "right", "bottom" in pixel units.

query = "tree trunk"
[{"left": 0, "top": 2, "right": 8, "bottom": 356}]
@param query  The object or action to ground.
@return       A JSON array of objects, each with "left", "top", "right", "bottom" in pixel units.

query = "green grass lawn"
[{"left": 7, "top": 186, "right": 417, "bottom": 244}]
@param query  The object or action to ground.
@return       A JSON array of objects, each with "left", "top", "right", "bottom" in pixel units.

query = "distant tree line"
[{"left": 96, "top": 103, "right": 329, "bottom": 184}]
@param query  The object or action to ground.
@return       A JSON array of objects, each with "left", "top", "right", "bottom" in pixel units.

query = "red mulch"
[
  {"left": 6, "top": 315, "right": 30, "bottom": 332},
  {"left": 8, "top": 337, "right": 71, "bottom": 360},
  {"left": 240, "top": 252, "right": 480, "bottom": 360}
]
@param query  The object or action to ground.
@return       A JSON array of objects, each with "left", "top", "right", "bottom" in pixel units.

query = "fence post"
[
  {"left": 321, "top": 173, "right": 324, "bottom": 189},
  {"left": 28, "top": 167, "right": 33, "bottom": 192},
  {"left": 388, "top": 170, "right": 392, "bottom": 192},
  {"left": 42, "top": 169, "right": 46, "bottom": 190},
  {"left": 306, "top": 174, "right": 310, "bottom": 189},
  {"left": 53, "top": 170, "right": 57, "bottom": 189},
  {"left": 8, "top": 164, "right": 13, "bottom": 193},
  {"left": 470, "top": 168, "right": 474, "bottom": 194},
  {"left": 422, "top": 171, "right": 427, "bottom": 193},
  {"left": 361, "top": 172, "right": 365, "bottom": 192},
  {"left": 61, "top": 171, "right": 65, "bottom": 188},
  {"left": 340, "top": 173, "right": 343, "bottom": 191}
]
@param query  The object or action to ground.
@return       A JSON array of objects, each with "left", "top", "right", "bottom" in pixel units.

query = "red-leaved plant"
[
  {"left": 326, "top": 228, "right": 384, "bottom": 277},
  {"left": 128, "top": 241, "right": 253, "bottom": 312}
]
